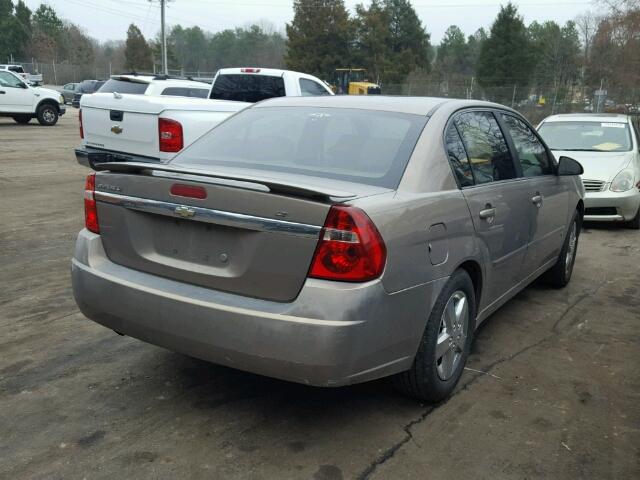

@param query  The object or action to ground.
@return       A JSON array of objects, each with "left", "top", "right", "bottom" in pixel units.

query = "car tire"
[
  {"left": 12, "top": 115, "right": 31, "bottom": 124},
  {"left": 36, "top": 103, "right": 59, "bottom": 126},
  {"left": 394, "top": 269, "right": 476, "bottom": 403},
  {"left": 544, "top": 210, "right": 580, "bottom": 288},
  {"left": 625, "top": 207, "right": 640, "bottom": 230}
]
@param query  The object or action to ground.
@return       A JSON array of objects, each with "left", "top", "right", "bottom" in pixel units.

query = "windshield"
[
  {"left": 171, "top": 106, "right": 427, "bottom": 188},
  {"left": 98, "top": 79, "right": 149, "bottom": 94},
  {"left": 538, "top": 121, "right": 632, "bottom": 152}
]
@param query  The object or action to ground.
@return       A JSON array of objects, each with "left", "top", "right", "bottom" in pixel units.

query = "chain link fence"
[
  {"left": 384, "top": 81, "right": 640, "bottom": 124},
  {"left": 13, "top": 60, "right": 640, "bottom": 124}
]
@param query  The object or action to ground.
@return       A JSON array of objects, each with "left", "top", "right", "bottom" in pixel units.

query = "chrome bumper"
[{"left": 584, "top": 189, "right": 640, "bottom": 222}]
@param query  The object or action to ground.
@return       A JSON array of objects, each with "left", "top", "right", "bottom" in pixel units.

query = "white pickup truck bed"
[{"left": 79, "top": 93, "right": 248, "bottom": 162}]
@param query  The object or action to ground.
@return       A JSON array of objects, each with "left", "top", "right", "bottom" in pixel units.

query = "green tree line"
[{"left": 0, "top": 0, "right": 638, "bottom": 107}]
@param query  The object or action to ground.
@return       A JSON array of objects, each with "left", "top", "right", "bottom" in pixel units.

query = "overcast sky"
[{"left": 22, "top": 0, "right": 599, "bottom": 44}]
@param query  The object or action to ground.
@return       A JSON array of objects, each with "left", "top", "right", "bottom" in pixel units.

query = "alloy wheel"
[{"left": 435, "top": 290, "right": 468, "bottom": 381}]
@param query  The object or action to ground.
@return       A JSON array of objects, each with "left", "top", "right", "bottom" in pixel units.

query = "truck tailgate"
[{"left": 80, "top": 93, "right": 248, "bottom": 161}]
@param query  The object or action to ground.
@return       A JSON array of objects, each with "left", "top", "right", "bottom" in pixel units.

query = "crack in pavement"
[{"left": 356, "top": 326, "right": 565, "bottom": 479}]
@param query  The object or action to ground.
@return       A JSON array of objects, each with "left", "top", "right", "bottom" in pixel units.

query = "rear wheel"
[
  {"left": 625, "top": 207, "right": 640, "bottom": 230},
  {"left": 12, "top": 115, "right": 31, "bottom": 124},
  {"left": 545, "top": 211, "right": 579, "bottom": 288},
  {"left": 394, "top": 269, "right": 475, "bottom": 403},
  {"left": 36, "top": 103, "right": 58, "bottom": 126}
]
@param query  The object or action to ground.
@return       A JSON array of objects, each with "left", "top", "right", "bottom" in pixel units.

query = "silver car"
[
  {"left": 72, "top": 97, "right": 584, "bottom": 402},
  {"left": 538, "top": 113, "right": 640, "bottom": 229}
]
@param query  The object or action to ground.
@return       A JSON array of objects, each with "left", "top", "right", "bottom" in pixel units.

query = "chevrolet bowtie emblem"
[
  {"left": 111, "top": 125, "right": 123, "bottom": 134},
  {"left": 175, "top": 206, "right": 196, "bottom": 218}
]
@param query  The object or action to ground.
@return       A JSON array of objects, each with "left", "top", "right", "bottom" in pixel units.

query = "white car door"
[{"left": 0, "top": 71, "right": 33, "bottom": 113}]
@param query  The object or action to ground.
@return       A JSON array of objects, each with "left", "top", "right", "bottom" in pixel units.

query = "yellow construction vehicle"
[{"left": 333, "top": 68, "right": 381, "bottom": 95}]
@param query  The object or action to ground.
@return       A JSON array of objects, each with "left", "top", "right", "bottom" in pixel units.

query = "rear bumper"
[
  {"left": 584, "top": 189, "right": 640, "bottom": 222},
  {"left": 71, "top": 230, "right": 446, "bottom": 387}
]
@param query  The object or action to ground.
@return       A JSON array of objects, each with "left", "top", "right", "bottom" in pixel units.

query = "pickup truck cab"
[
  {"left": 0, "top": 64, "right": 43, "bottom": 85},
  {"left": 0, "top": 70, "right": 65, "bottom": 125},
  {"left": 210, "top": 68, "right": 333, "bottom": 102}
]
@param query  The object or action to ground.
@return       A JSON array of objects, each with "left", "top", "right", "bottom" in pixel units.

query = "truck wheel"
[
  {"left": 36, "top": 103, "right": 59, "bottom": 126},
  {"left": 626, "top": 207, "right": 640, "bottom": 230},
  {"left": 544, "top": 211, "right": 580, "bottom": 288},
  {"left": 394, "top": 269, "right": 476, "bottom": 403},
  {"left": 12, "top": 115, "right": 31, "bottom": 124}
]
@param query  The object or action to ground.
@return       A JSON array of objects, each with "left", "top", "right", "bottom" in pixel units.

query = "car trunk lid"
[{"left": 93, "top": 165, "right": 389, "bottom": 302}]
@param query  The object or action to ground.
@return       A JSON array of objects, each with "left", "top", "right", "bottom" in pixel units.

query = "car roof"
[
  {"left": 541, "top": 113, "right": 630, "bottom": 123},
  {"left": 253, "top": 96, "right": 510, "bottom": 117}
]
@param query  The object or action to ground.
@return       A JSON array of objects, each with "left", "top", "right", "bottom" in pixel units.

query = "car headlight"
[
  {"left": 610, "top": 169, "right": 635, "bottom": 192},
  {"left": 59, "top": 95, "right": 64, "bottom": 104}
]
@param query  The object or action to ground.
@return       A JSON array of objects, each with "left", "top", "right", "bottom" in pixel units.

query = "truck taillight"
[
  {"left": 308, "top": 206, "right": 386, "bottom": 282},
  {"left": 79, "top": 109, "right": 84, "bottom": 139},
  {"left": 159, "top": 118, "right": 183, "bottom": 152},
  {"left": 240, "top": 68, "right": 261, "bottom": 73},
  {"left": 84, "top": 173, "right": 99, "bottom": 233}
]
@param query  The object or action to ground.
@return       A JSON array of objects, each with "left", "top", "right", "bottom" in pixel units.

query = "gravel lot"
[{"left": 1, "top": 110, "right": 639, "bottom": 480}]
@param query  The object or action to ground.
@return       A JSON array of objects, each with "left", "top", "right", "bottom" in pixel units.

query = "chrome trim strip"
[
  {"left": 94, "top": 191, "right": 322, "bottom": 237},
  {"left": 583, "top": 214, "right": 624, "bottom": 222}
]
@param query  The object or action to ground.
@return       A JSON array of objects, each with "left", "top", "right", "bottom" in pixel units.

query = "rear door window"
[
  {"left": 299, "top": 78, "right": 331, "bottom": 96},
  {"left": 161, "top": 87, "right": 209, "bottom": 98},
  {"left": 445, "top": 125, "right": 475, "bottom": 187},
  {"left": 210, "top": 74, "right": 285, "bottom": 102},
  {"left": 500, "top": 114, "right": 553, "bottom": 177},
  {"left": 455, "top": 111, "right": 516, "bottom": 184}
]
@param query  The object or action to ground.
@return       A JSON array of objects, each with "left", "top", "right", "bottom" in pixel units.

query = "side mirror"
[
  {"left": 19, "top": 82, "right": 28, "bottom": 89},
  {"left": 557, "top": 156, "right": 584, "bottom": 176}
]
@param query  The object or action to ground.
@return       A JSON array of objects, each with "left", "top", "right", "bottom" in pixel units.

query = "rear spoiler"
[{"left": 80, "top": 151, "right": 357, "bottom": 201}]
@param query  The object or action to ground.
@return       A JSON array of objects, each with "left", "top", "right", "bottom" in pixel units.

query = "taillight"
[
  {"left": 240, "top": 68, "right": 261, "bottom": 73},
  {"left": 308, "top": 206, "right": 386, "bottom": 282},
  {"left": 84, "top": 173, "right": 99, "bottom": 233},
  {"left": 159, "top": 118, "right": 183, "bottom": 152},
  {"left": 79, "top": 109, "right": 84, "bottom": 139}
]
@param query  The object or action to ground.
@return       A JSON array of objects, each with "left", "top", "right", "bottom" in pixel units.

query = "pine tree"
[
  {"left": 285, "top": 0, "right": 352, "bottom": 78},
  {"left": 435, "top": 25, "right": 469, "bottom": 80},
  {"left": 353, "top": 0, "right": 391, "bottom": 82},
  {"left": 477, "top": 3, "right": 533, "bottom": 101},
  {"left": 382, "top": 0, "right": 431, "bottom": 82},
  {"left": 13, "top": 1, "right": 32, "bottom": 58},
  {"left": 124, "top": 24, "right": 152, "bottom": 72}
]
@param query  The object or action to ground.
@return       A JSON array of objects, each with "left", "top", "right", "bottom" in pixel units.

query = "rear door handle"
[
  {"left": 479, "top": 207, "right": 496, "bottom": 220},
  {"left": 0, "top": 91, "right": 5, "bottom": 94}
]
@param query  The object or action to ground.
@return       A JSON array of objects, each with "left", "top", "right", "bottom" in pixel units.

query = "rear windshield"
[
  {"left": 98, "top": 79, "right": 149, "bottom": 94},
  {"left": 538, "top": 121, "right": 632, "bottom": 152},
  {"left": 161, "top": 87, "right": 209, "bottom": 98},
  {"left": 78, "top": 80, "right": 102, "bottom": 93},
  {"left": 172, "top": 106, "right": 427, "bottom": 188},
  {"left": 210, "top": 74, "right": 285, "bottom": 102}
]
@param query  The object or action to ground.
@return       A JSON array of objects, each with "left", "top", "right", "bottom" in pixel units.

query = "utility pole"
[{"left": 160, "top": 0, "right": 168, "bottom": 75}]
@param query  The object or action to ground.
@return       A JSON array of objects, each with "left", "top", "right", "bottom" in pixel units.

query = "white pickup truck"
[
  {"left": 0, "top": 69, "right": 65, "bottom": 125},
  {"left": 76, "top": 68, "right": 332, "bottom": 166}
]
